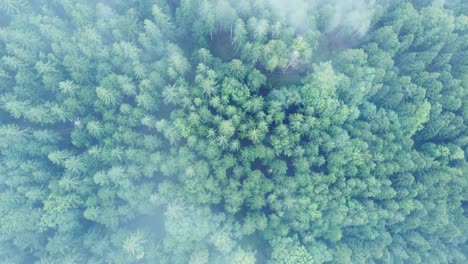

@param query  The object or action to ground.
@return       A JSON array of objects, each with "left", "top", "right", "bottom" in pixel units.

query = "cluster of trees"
[{"left": 0, "top": 0, "right": 466, "bottom": 263}]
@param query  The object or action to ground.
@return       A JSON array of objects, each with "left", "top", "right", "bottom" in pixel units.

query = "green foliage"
[
  {"left": 0, "top": 1, "right": 466, "bottom": 263},
  {"left": 270, "top": 237, "right": 314, "bottom": 264},
  {"left": 0, "top": 0, "right": 28, "bottom": 15},
  {"left": 122, "top": 231, "right": 147, "bottom": 260}
]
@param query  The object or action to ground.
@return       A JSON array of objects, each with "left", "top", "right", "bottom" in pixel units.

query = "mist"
[
  {"left": 267, "top": 0, "right": 379, "bottom": 37},
  {"left": 0, "top": 0, "right": 466, "bottom": 263}
]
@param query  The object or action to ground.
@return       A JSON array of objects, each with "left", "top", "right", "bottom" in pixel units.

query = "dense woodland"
[{"left": 0, "top": 0, "right": 467, "bottom": 263}]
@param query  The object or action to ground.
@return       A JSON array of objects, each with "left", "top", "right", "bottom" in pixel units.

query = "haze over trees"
[{"left": 0, "top": 0, "right": 466, "bottom": 263}]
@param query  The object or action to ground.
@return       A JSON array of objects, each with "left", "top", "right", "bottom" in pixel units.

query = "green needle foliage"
[{"left": 0, "top": 0, "right": 466, "bottom": 263}]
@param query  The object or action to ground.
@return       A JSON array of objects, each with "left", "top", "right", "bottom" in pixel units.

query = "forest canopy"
[{"left": 0, "top": 0, "right": 467, "bottom": 263}]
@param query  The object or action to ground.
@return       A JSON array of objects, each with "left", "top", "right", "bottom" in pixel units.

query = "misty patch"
[{"left": 267, "top": 0, "right": 378, "bottom": 38}]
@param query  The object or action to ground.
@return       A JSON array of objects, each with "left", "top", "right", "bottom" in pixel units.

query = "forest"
[{"left": 0, "top": 0, "right": 466, "bottom": 263}]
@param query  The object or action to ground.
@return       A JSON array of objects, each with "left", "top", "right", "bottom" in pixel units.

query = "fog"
[
  {"left": 268, "top": 0, "right": 379, "bottom": 36},
  {"left": 0, "top": 0, "right": 465, "bottom": 263}
]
